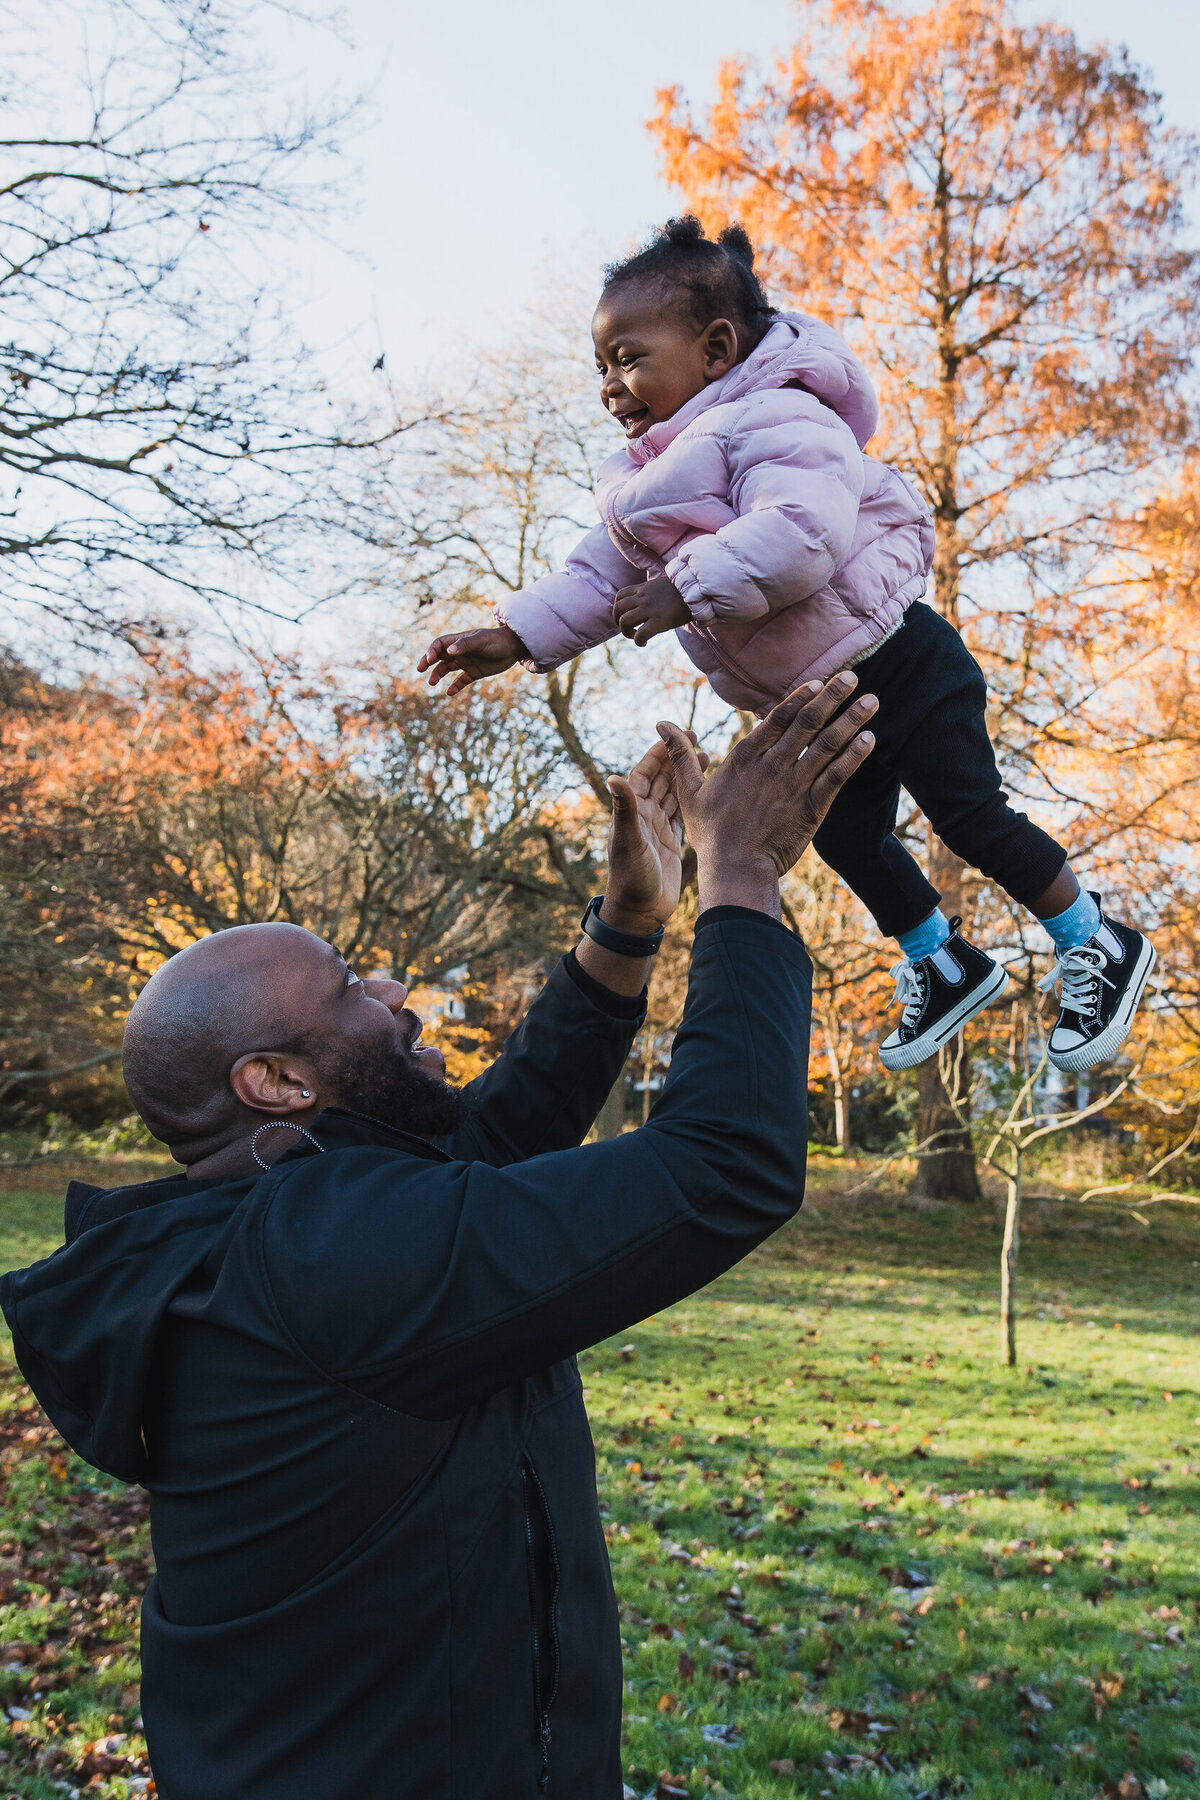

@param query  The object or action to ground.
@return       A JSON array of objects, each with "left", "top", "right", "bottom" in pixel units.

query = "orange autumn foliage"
[
  {"left": 0, "top": 652, "right": 607, "bottom": 1121},
  {"left": 651, "top": 0, "right": 1200, "bottom": 1136}
]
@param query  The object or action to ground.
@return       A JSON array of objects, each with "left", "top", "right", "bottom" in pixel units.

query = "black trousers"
[{"left": 811, "top": 603, "right": 1067, "bottom": 939}]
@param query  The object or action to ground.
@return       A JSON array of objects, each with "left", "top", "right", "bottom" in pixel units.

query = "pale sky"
[{"left": 276, "top": 0, "right": 1200, "bottom": 388}]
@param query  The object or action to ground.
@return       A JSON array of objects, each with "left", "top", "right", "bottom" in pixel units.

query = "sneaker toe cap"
[{"left": 1049, "top": 1023, "right": 1089, "bottom": 1053}]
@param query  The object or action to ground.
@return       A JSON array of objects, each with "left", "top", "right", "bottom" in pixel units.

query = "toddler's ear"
[{"left": 703, "top": 318, "right": 740, "bottom": 379}]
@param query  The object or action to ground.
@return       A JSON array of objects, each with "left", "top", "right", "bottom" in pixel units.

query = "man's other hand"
[
  {"left": 602, "top": 733, "right": 707, "bottom": 935},
  {"left": 575, "top": 735, "right": 709, "bottom": 998},
  {"left": 418, "top": 625, "right": 526, "bottom": 696},
  {"left": 657, "top": 673, "right": 878, "bottom": 919}
]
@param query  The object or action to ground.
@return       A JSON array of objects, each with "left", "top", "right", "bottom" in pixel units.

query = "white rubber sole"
[
  {"left": 879, "top": 962, "right": 1010, "bottom": 1072},
  {"left": 1046, "top": 937, "right": 1156, "bottom": 1073}
]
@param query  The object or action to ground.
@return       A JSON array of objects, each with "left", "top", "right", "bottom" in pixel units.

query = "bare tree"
[
  {"left": 0, "top": 0, "right": 396, "bottom": 644},
  {"left": 381, "top": 302, "right": 726, "bottom": 799}
]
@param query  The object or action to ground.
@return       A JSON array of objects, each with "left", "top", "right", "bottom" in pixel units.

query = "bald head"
[
  {"left": 122, "top": 925, "right": 461, "bottom": 1170},
  {"left": 122, "top": 921, "right": 460, "bottom": 1173},
  {"left": 122, "top": 924, "right": 336, "bottom": 1158}
]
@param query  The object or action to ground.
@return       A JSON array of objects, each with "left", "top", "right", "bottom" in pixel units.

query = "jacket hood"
[
  {"left": 1, "top": 1171, "right": 249, "bottom": 1482},
  {"left": 626, "top": 312, "right": 880, "bottom": 464},
  {"left": 0, "top": 1109, "right": 445, "bottom": 1484}
]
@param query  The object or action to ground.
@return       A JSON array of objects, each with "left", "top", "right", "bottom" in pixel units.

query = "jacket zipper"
[
  {"left": 520, "top": 1455, "right": 561, "bottom": 1792},
  {"left": 690, "top": 620, "right": 777, "bottom": 705}
]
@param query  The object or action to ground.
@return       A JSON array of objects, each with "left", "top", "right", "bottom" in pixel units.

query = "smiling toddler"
[{"left": 419, "top": 217, "right": 1154, "bottom": 1073}]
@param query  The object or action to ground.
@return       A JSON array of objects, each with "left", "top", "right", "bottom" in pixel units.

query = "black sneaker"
[
  {"left": 880, "top": 920, "right": 1009, "bottom": 1071},
  {"left": 1041, "top": 896, "right": 1155, "bottom": 1073}
]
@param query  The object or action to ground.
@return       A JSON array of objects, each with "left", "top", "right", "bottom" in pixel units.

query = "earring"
[{"left": 301, "top": 1089, "right": 312, "bottom": 1099}]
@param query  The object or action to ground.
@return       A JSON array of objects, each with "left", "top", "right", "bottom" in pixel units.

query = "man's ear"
[
  {"left": 230, "top": 1051, "right": 320, "bottom": 1117},
  {"left": 702, "top": 318, "right": 739, "bottom": 380}
]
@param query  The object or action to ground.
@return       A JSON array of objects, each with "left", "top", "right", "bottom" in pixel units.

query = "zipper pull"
[{"left": 537, "top": 1713, "right": 551, "bottom": 1790}]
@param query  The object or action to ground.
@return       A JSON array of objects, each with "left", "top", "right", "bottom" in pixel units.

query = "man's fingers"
[
  {"left": 751, "top": 679, "right": 828, "bottom": 753},
  {"left": 606, "top": 774, "right": 644, "bottom": 857},
  {"left": 806, "top": 729, "right": 876, "bottom": 822},
  {"left": 793, "top": 693, "right": 878, "bottom": 784},
  {"left": 770, "top": 671, "right": 862, "bottom": 759},
  {"left": 655, "top": 721, "right": 705, "bottom": 799}
]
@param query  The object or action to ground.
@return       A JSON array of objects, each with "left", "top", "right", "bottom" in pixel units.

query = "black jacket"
[{"left": 1, "top": 908, "right": 812, "bottom": 1799}]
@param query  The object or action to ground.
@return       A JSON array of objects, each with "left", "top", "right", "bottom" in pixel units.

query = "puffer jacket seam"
[{"left": 679, "top": 531, "right": 767, "bottom": 615}]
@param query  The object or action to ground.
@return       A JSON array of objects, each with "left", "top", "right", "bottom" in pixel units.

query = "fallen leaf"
[
  {"left": 770, "top": 1758, "right": 797, "bottom": 1775},
  {"left": 829, "top": 1707, "right": 872, "bottom": 1736},
  {"left": 676, "top": 1648, "right": 695, "bottom": 1683},
  {"left": 880, "top": 1565, "right": 928, "bottom": 1588},
  {"left": 656, "top": 1692, "right": 677, "bottom": 1713},
  {"left": 656, "top": 1773, "right": 688, "bottom": 1799}
]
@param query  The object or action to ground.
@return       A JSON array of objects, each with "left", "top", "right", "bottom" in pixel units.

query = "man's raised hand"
[
  {"left": 656, "top": 673, "right": 877, "bottom": 918},
  {"left": 418, "top": 625, "right": 527, "bottom": 696},
  {"left": 603, "top": 733, "right": 707, "bottom": 934}
]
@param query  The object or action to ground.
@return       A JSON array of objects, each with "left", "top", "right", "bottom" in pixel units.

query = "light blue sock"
[
  {"left": 896, "top": 909, "right": 951, "bottom": 963},
  {"left": 1042, "top": 889, "right": 1100, "bottom": 953}
]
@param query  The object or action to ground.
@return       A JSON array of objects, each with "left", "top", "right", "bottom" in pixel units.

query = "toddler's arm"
[
  {"left": 665, "top": 393, "right": 867, "bottom": 625},
  {"left": 419, "top": 625, "right": 527, "bottom": 696},
  {"left": 497, "top": 523, "right": 646, "bottom": 670},
  {"left": 420, "top": 524, "right": 647, "bottom": 692}
]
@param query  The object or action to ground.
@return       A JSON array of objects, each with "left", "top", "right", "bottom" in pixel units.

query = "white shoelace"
[
  {"left": 889, "top": 959, "right": 928, "bottom": 1030},
  {"left": 1039, "top": 943, "right": 1114, "bottom": 1020}
]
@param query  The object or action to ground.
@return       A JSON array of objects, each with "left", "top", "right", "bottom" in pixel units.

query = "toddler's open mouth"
[{"left": 614, "top": 405, "right": 649, "bottom": 437}]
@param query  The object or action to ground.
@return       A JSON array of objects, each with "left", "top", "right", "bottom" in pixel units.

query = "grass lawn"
[{"left": 0, "top": 1159, "right": 1198, "bottom": 1798}]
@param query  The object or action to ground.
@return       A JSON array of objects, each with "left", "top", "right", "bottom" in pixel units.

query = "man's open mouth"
[{"left": 414, "top": 1042, "right": 447, "bottom": 1078}]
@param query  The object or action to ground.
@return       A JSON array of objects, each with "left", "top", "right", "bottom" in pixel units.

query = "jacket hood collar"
[
  {"left": 625, "top": 312, "right": 878, "bottom": 463},
  {"left": 0, "top": 1107, "right": 448, "bottom": 1484}
]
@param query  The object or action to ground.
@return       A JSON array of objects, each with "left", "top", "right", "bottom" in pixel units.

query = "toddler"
[{"left": 420, "top": 217, "right": 1154, "bottom": 1073}]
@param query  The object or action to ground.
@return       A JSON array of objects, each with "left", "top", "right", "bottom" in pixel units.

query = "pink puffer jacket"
[{"left": 498, "top": 314, "right": 934, "bottom": 714}]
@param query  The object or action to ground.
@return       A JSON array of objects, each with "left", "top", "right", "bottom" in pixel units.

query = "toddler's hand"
[
  {"left": 613, "top": 576, "right": 690, "bottom": 647},
  {"left": 418, "top": 625, "right": 526, "bottom": 696}
]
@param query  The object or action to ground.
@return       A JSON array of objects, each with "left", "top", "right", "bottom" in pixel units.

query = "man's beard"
[{"left": 317, "top": 1033, "right": 466, "bottom": 1140}]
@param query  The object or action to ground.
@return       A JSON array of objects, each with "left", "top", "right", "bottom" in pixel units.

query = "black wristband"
[{"left": 580, "top": 895, "right": 664, "bottom": 958}]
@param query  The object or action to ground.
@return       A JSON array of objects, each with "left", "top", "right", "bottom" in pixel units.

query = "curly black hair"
[{"left": 601, "top": 215, "right": 776, "bottom": 350}]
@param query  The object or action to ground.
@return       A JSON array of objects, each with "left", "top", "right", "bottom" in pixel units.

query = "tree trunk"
[
  {"left": 1000, "top": 1152, "right": 1022, "bottom": 1366},
  {"left": 909, "top": 836, "right": 980, "bottom": 1199},
  {"left": 819, "top": 1014, "right": 852, "bottom": 1152},
  {"left": 913, "top": 1048, "right": 981, "bottom": 1198},
  {"left": 833, "top": 1082, "right": 850, "bottom": 1153},
  {"left": 907, "top": 160, "right": 980, "bottom": 1203}
]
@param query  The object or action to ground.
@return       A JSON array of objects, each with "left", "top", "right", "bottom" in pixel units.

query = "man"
[{"left": 2, "top": 676, "right": 876, "bottom": 1799}]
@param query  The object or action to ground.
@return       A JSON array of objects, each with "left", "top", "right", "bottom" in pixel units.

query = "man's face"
[{"left": 295, "top": 943, "right": 465, "bottom": 1138}]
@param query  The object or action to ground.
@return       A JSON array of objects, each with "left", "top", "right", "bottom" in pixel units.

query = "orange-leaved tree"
[{"left": 652, "top": 0, "right": 1200, "bottom": 1194}]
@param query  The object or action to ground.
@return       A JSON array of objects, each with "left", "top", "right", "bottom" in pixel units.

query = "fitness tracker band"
[{"left": 580, "top": 896, "right": 665, "bottom": 958}]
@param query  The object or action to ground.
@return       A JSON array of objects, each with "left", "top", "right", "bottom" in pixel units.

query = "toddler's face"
[{"left": 592, "top": 288, "right": 739, "bottom": 439}]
